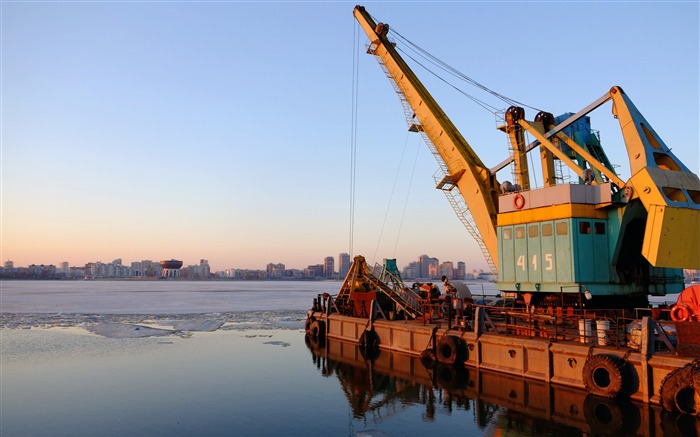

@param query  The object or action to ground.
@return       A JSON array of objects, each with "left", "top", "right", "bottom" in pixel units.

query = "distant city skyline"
[
  {"left": 3, "top": 4, "right": 696, "bottom": 278},
  {"left": 5, "top": 257, "right": 697, "bottom": 283},
  {"left": 2, "top": 252, "right": 487, "bottom": 281},
  {"left": 2, "top": 253, "right": 478, "bottom": 273}
]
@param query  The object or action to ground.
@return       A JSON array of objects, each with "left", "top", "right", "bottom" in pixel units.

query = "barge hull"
[
  {"left": 309, "top": 309, "right": 697, "bottom": 407},
  {"left": 309, "top": 336, "right": 696, "bottom": 436}
]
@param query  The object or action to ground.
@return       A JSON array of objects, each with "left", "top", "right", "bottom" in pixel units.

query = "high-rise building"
[
  {"left": 305, "top": 264, "right": 324, "bottom": 278},
  {"left": 199, "top": 259, "right": 211, "bottom": 279},
  {"left": 402, "top": 261, "right": 421, "bottom": 280},
  {"left": 338, "top": 253, "right": 350, "bottom": 280},
  {"left": 457, "top": 262, "right": 466, "bottom": 280},
  {"left": 439, "top": 261, "right": 454, "bottom": 279},
  {"left": 419, "top": 255, "right": 439, "bottom": 279},
  {"left": 266, "top": 263, "right": 285, "bottom": 279},
  {"left": 3, "top": 260, "right": 13, "bottom": 269},
  {"left": 418, "top": 255, "right": 430, "bottom": 278},
  {"left": 324, "top": 256, "right": 335, "bottom": 279}
]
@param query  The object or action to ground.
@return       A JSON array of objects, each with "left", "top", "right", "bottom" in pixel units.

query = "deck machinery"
[{"left": 353, "top": 5, "right": 700, "bottom": 311}]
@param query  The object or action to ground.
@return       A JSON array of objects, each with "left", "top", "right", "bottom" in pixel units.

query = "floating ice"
[
  {"left": 0, "top": 310, "right": 307, "bottom": 336},
  {"left": 86, "top": 323, "right": 174, "bottom": 338},
  {"left": 264, "top": 341, "right": 291, "bottom": 347},
  {"left": 164, "top": 319, "right": 224, "bottom": 331}
]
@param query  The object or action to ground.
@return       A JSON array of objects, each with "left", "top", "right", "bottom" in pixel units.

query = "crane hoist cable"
[
  {"left": 393, "top": 136, "right": 422, "bottom": 259},
  {"left": 350, "top": 21, "right": 361, "bottom": 258},
  {"left": 389, "top": 26, "right": 544, "bottom": 114},
  {"left": 396, "top": 46, "right": 499, "bottom": 114},
  {"left": 372, "top": 130, "right": 412, "bottom": 266}
]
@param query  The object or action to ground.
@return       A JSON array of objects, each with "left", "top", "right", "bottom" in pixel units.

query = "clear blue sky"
[{"left": 2, "top": 1, "right": 698, "bottom": 272}]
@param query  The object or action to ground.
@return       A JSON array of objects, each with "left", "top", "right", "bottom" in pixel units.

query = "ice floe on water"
[
  {"left": 0, "top": 310, "right": 307, "bottom": 338},
  {"left": 264, "top": 340, "right": 291, "bottom": 347},
  {"left": 163, "top": 319, "right": 224, "bottom": 331},
  {"left": 85, "top": 323, "right": 175, "bottom": 338}
]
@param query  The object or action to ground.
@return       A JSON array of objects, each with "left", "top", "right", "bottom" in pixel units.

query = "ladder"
[
  {"left": 336, "top": 256, "right": 423, "bottom": 319},
  {"left": 433, "top": 171, "right": 498, "bottom": 276},
  {"left": 371, "top": 49, "right": 499, "bottom": 277}
]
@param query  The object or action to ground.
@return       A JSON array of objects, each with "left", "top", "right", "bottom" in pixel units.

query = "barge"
[
  {"left": 306, "top": 5, "right": 700, "bottom": 419},
  {"left": 306, "top": 257, "right": 700, "bottom": 416}
]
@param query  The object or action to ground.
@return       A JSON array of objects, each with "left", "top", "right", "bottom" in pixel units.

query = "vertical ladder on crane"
[{"left": 433, "top": 170, "right": 499, "bottom": 276}]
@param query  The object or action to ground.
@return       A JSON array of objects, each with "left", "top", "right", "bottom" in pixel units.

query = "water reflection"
[{"left": 307, "top": 338, "right": 699, "bottom": 437}]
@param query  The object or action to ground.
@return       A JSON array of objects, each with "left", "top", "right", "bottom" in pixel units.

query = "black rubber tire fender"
[
  {"left": 304, "top": 316, "right": 315, "bottom": 334},
  {"left": 420, "top": 349, "right": 437, "bottom": 369},
  {"left": 309, "top": 320, "right": 325, "bottom": 341},
  {"left": 660, "top": 360, "right": 700, "bottom": 415},
  {"left": 359, "top": 329, "right": 379, "bottom": 351},
  {"left": 436, "top": 335, "right": 462, "bottom": 366},
  {"left": 582, "top": 354, "right": 626, "bottom": 399}
]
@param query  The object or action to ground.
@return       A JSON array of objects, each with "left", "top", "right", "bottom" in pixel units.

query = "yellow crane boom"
[{"left": 354, "top": 5, "right": 501, "bottom": 268}]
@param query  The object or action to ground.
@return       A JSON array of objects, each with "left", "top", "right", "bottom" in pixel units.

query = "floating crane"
[
  {"left": 353, "top": 5, "right": 700, "bottom": 310},
  {"left": 305, "top": 9, "right": 700, "bottom": 416}
]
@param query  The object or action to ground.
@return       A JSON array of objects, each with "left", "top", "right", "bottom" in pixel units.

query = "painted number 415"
[{"left": 517, "top": 254, "right": 553, "bottom": 271}]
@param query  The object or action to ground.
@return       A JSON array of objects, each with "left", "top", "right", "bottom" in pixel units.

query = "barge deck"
[{"left": 306, "top": 303, "right": 699, "bottom": 414}]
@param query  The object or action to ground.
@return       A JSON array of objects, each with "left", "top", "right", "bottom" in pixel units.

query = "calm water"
[{"left": 1, "top": 280, "right": 696, "bottom": 436}]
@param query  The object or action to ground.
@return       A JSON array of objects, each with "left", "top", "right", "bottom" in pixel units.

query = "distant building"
[
  {"left": 457, "top": 262, "right": 466, "bottom": 280},
  {"left": 305, "top": 264, "right": 324, "bottom": 278},
  {"left": 229, "top": 269, "right": 267, "bottom": 280},
  {"left": 266, "top": 263, "right": 286, "bottom": 279},
  {"left": 160, "top": 259, "right": 183, "bottom": 278},
  {"left": 198, "top": 259, "right": 211, "bottom": 279},
  {"left": 418, "top": 255, "right": 439, "bottom": 279},
  {"left": 338, "top": 253, "right": 350, "bottom": 280},
  {"left": 402, "top": 261, "right": 421, "bottom": 280},
  {"left": 4, "top": 260, "right": 13, "bottom": 269},
  {"left": 324, "top": 256, "right": 335, "bottom": 279},
  {"left": 439, "top": 261, "right": 454, "bottom": 279}
]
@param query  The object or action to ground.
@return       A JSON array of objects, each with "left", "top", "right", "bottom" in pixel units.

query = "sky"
[{"left": 2, "top": 1, "right": 698, "bottom": 272}]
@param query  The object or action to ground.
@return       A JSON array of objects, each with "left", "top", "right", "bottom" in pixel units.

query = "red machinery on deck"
[{"left": 671, "top": 285, "right": 700, "bottom": 355}]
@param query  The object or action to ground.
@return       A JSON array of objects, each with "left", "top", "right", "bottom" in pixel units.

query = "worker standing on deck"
[
  {"left": 443, "top": 276, "right": 474, "bottom": 318},
  {"left": 442, "top": 276, "right": 457, "bottom": 297}
]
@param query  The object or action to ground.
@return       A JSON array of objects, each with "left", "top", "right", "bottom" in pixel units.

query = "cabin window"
[
  {"left": 579, "top": 221, "right": 591, "bottom": 234},
  {"left": 515, "top": 226, "right": 525, "bottom": 239},
  {"left": 542, "top": 223, "right": 553, "bottom": 237},
  {"left": 594, "top": 222, "right": 606, "bottom": 235},
  {"left": 503, "top": 228, "right": 512, "bottom": 240},
  {"left": 556, "top": 222, "right": 568, "bottom": 236},
  {"left": 528, "top": 225, "right": 538, "bottom": 238}
]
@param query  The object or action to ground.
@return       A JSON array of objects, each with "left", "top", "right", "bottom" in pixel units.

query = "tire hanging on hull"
[
  {"left": 582, "top": 354, "right": 627, "bottom": 399},
  {"left": 358, "top": 329, "right": 380, "bottom": 360},
  {"left": 436, "top": 335, "right": 462, "bottom": 366},
  {"left": 660, "top": 359, "right": 700, "bottom": 416}
]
